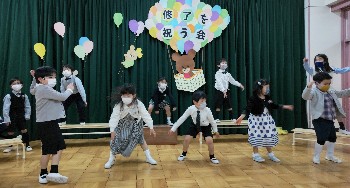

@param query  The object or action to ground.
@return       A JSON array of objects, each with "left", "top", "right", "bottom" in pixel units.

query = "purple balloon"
[
  {"left": 211, "top": 11, "right": 220, "bottom": 21},
  {"left": 184, "top": 41, "right": 194, "bottom": 54},
  {"left": 129, "top": 20, "right": 138, "bottom": 33},
  {"left": 176, "top": 0, "right": 185, "bottom": 4},
  {"left": 156, "top": 23, "right": 164, "bottom": 30}
]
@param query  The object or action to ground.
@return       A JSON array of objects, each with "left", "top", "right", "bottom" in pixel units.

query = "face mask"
[
  {"left": 220, "top": 64, "right": 228, "bottom": 70},
  {"left": 199, "top": 102, "right": 207, "bottom": 110},
  {"left": 318, "top": 85, "right": 330, "bottom": 92},
  {"left": 159, "top": 83, "right": 167, "bottom": 89},
  {"left": 11, "top": 84, "right": 23, "bottom": 91},
  {"left": 62, "top": 70, "right": 72, "bottom": 77},
  {"left": 315, "top": 62, "right": 324, "bottom": 71},
  {"left": 47, "top": 79, "right": 57, "bottom": 88},
  {"left": 122, "top": 97, "right": 133, "bottom": 105},
  {"left": 265, "top": 88, "right": 270, "bottom": 95}
]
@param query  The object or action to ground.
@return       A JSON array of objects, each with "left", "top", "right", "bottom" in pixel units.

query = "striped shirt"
[{"left": 320, "top": 93, "right": 336, "bottom": 120}]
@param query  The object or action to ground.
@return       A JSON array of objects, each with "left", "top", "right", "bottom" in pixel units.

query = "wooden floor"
[{"left": 0, "top": 134, "right": 349, "bottom": 188}]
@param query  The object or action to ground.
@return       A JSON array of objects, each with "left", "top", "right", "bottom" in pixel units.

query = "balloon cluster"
[
  {"left": 74, "top": 37, "right": 94, "bottom": 60},
  {"left": 129, "top": 20, "right": 145, "bottom": 36},
  {"left": 145, "top": 0, "right": 230, "bottom": 54}
]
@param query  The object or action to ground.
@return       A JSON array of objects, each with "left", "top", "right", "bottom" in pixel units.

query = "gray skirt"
[{"left": 110, "top": 114, "right": 144, "bottom": 157}]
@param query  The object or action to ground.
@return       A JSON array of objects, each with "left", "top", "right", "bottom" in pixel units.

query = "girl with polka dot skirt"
[{"left": 236, "top": 79, "right": 293, "bottom": 163}]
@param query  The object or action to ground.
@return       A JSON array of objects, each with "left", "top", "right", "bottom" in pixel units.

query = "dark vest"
[{"left": 9, "top": 92, "right": 25, "bottom": 120}]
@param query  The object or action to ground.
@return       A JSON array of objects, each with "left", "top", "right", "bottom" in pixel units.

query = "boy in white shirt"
[{"left": 169, "top": 90, "right": 220, "bottom": 164}]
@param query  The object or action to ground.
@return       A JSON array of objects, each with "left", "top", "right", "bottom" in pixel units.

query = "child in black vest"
[{"left": 2, "top": 77, "right": 32, "bottom": 152}]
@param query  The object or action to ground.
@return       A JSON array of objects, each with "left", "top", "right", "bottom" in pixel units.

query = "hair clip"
[{"left": 257, "top": 81, "right": 261, "bottom": 85}]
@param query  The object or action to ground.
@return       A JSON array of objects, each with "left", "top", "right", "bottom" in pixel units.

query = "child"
[
  {"left": 148, "top": 77, "right": 177, "bottom": 125},
  {"left": 236, "top": 79, "right": 293, "bottom": 163},
  {"left": 302, "top": 72, "right": 350, "bottom": 164},
  {"left": 214, "top": 58, "right": 244, "bottom": 122},
  {"left": 105, "top": 84, "right": 157, "bottom": 169},
  {"left": 2, "top": 77, "right": 32, "bottom": 152},
  {"left": 60, "top": 64, "right": 87, "bottom": 125},
  {"left": 33, "top": 66, "right": 74, "bottom": 184},
  {"left": 168, "top": 90, "right": 220, "bottom": 164},
  {"left": 303, "top": 54, "right": 350, "bottom": 135}
]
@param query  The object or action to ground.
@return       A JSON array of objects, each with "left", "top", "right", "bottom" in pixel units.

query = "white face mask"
[
  {"left": 199, "top": 102, "right": 207, "bottom": 110},
  {"left": 220, "top": 64, "right": 228, "bottom": 70},
  {"left": 62, "top": 70, "right": 72, "bottom": 77},
  {"left": 11, "top": 84, "right": 23, "bottom": 91},
  {"left": 47, "top": 79, "right": 57, "bottom": 88},
  {"left": 159, "top": 83, "right": 167, "bottom": 89},
  {"left": 122, "top": 97, "right": 133, "bottom": 105}
]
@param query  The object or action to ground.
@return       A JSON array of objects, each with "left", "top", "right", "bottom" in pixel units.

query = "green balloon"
[
  {"left": 163, "top": 39, "right": 170, "bottom": 45},
  {"left": 220, "top": 9, "right": 229, "bottom": 18},
  {"left": 214, "top": 28, "right": 222, "bottom": 38},
  {"left": 113, "top": 13, "right": 123, "bottom": 27},
  {"left": 197, "top": 2, "right": 205, "bottom": 9},
  {"left": 201, "top": 40, "right": 208, "bottom": 47},
  {"left": 167, "top": 0, "right": 175, "bottom": 8},
  {"left": 74, "top": 45, "right": 86, "bottom": 60}
]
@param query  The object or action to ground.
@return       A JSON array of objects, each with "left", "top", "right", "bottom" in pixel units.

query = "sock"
[
  {"left": 40, "top": 169, "right": 48, "bottom": 176},
  {"left": 214, "top": 111, "right": 219, "bottom": 120},
  {"left": 210, "top": 154, "right": 215, "bottom": 159},
  {"left": 338, "top": 122, "right": 345, "bottom": 130},
  {"left": 167, "top": 117, "right": 171, "bottom": 121},
  {"left": 182, "top": 151, "right": 187, "bottom": 156},
  {"left": 50, "top": 165, "right": 58, "bottom": 173},
  {"left": 228, "top": 110, "right": 234, "bottom": 120},
  {"left": 22, "top": 132, "right": 30, "bottom": 147}
]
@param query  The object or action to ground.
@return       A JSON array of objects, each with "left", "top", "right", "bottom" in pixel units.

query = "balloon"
[
  {"left": 136, "top": 21, "right": 145, "bottom": 36},
  {"left": 128, "top": 20, "right": 138, "bottom": 34},
  {"left": 176, "top": 0, "right": 185, "bottom": 4},
  {"left": 167, "top": 0, "right": 176, "bottom": 8},
  {"left": 145, "top": 19, "right": 155, "bottom": 29},
  {"left": 79, "top": 37, "right": 90, "bottom": 46},
  {"left": 184, "top": 40, "right": 194, "bottom": 54},
  {"left": 54, "top": 22, "right": 65, "bottom": 37},
  {"left": 212, "top": 5, "right": 222, "bottom": 14},
  {"left": 83, "top": 41, "right": 94, "bottom": 55},
  {"left": 113, "top": 13, "right": 123, "bottom": 28},
  {"left": 220, "top": 9, "right": 229, "bottom": 18},
  {"left": 211, "top": 11, "right": 219, "bottom": 21},
  {"left": 74, "top": 45, "right": 86, "bottom": 60},
  {"left": 156, "top": 23, "right": 164, "bottom": 30},
  {"left": 34, "top": 43, "right": 46, "bottom": 59},
  {"left": 149, "top": 27, "right": 158, "bottom": 38}
]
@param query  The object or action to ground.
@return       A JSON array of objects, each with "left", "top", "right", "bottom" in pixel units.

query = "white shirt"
[
  {"left": 214, "top": 69, "right": 242, "bottom": 92},
  {"left": 109, "top": 99, "right": 153, "bottom": 132},
  {"left": 171, "top": 105, "right": 218, "bottom": 132}
]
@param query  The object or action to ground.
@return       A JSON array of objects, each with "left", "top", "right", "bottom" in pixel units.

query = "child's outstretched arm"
[
  {"left": 166, "top": 89, "right": 177, "bottom": 111},
  {"left": 109, "top": 104, "right": 120, "bottom": 141},
  {"left": 333, "top": 67, "right": 350, "bottom": 74},
  {"left": 24, "top": 95, "right": 31, "bottom": 120},
  {"left": 302, "top": 58, "right": 314, "bottom": 75},
  {"left": 236, "top": 96, "right": 254, "bottom": 124},
  {"left": 74, "top": 77, "right": 87, "bottom": 105},
  {"left": 228, "top": 74, "right": 244, "bottom": 91},
  {"left": 302, "top": 81, "right": 315, "bottom": 100},
  {"left": 138, "top": 101, "right": 156, "bottom": 137},
  {"left": 29, "top": 70, "right": 36, "bottom": 95},
  {"left": 2, "top": 95, "right": 11, "bottom": 124},
  {"left": 168, "top": 107, "right": 191, "bottom": 135},
  {"left": 42, "top": 83, "right": 74, "bottom": 101},
  {"left": 208, "top": 109, "right": 220, "bottom": 138},
  {"left": 335, "top": 88, "right": 350, "bottom": 98}
]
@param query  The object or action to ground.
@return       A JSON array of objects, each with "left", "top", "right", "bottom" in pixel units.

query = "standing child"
[
  {"left": 236, "top": 79, "right": 293, "bottom": 163},
  {"left": 148, "top": 77, "right": 177, "bottom": 125},
  {"left": 60, "top": 64, "right": 87, "bottom": 125},
  {"left": 302, "top": 72, "right": 350, "bottom": 164},
  {"left": 214, "top": 58, "right": 244, "bottom": 122},
  {"left": 303, "top": 54, "right": 350, "bottom": 135},
  {"left": 33, "top": 66, "right": 74, "bottom": 184},
  {"left": 105, "top": 84, "right": 157, "bottom": 169},
  {"left": 168, "top": 90, "right": 220, "bottom": 164},
  {"left": 2, "top": 77, "right": 32, "bottom": 152}
]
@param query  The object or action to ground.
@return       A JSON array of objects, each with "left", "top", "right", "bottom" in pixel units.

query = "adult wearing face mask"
[
  {"left": 214, "top": 58, "right": 245, "bottom": 123},
  {"left": 303, "top": 54, "right": 350, "bottom": 135},
  {"left": 2, "top": 77, "right": 32, "bottom": 152},
  {"left": 59, "top": 65, "right": 87, "bottom": 126},
  {"left": 302, "top": 72, "right": 350, "bottom": 164}
]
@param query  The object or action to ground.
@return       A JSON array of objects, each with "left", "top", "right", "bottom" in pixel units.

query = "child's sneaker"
[
  {"left": 167, "top": 120, "right": 173, "bottom": 126},
  {"left": 80, "top": 122, "right": 85, "bottom": 125},
  {"left": 3, "top": 146, "right": 13, "bottom": 153},
  {"left": 313, "top": 155, "right": 320, "bottom": 164},
  {"left": 215, "top": 119, "right": 221, "bottom": 123},
  {"left": 267, "top": 152, "right": 280, "bottom": 162},
  {"left": 325, "top": 156, "right": 342, "bottom": 163},
  {"left": 46, "top": 173, "right": 68, "bottom": 183},
  {"left": 26, "top": 146, "right": 33, "bottom": 152},
  {"left": 339, "top": 129, "right": 350, "bottom": 135},
  {"left": 231, "top": 119, "right": 237, "bottom": 123},
  {"left": 177, "top": 155, "right": 186, "bottom": 161},
  {"left": 252, "top": 153, "right": 265, "bottom": 162},
  {"left": 104, "top": 158, "right": 115, "bottom": 169},
  {"left": 210, "top": 157, "right": 220, "bottom": 164},
  {"left": 38, "top": 174, "right": 48, "bottom": 184}
]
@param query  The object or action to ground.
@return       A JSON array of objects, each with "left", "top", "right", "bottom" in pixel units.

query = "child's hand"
[
  {"left": 283, "top": 105, "right": 294, "bottom": 111},
  {"left": 67, "top": 83, "right": 74, "bottom": 90},
  {"left": 30, "top": 70, "right": 35, "bottom": 77},
  {"left": 110, "top": 132, "right": 116, "bottom": 141},
  {"left": 5, "top": 122, "right": 10, "bottom": 126},
  {"left": 240, "top": 84, "right": 245, "bottom": 91},
  {"left": 85, "top": 102, "right": 88, "bottom": 107},
  {"left": 223, "top": 92, "right": 227, "bottom": 98},
  {"left": 155, "top": 111, "right": 160, "bottom": 114},
  {"left": 150, "top": 129, "right": 156, "bottom": 137},
  {"left": 235, "top": 115, "right": 245, "bottom": 125},
  {"left": 172, "top": 107, "right": 177, "bottom": 111},
  {"left": 168, "top": 130, "right": 175, "bottom": 135},
  {"left": 214, "top": 132, "right": 220, "bottom": 138},
  {"left": 303, "top": 57, "right": 308, "bottom": 63},
  {"left": 307, "top": 81, "right": 315, "bottom": 88}
]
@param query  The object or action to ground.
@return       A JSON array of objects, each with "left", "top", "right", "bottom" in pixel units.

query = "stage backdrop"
[{"left": 0, "top": 0, "right": 306, "bottom": 139}]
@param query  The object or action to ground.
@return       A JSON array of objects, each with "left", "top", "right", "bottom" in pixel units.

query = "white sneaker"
[
  {"left": 268, "top": 153, "right": 280, "bottom": 162},
  {"left": 215, "top": 119, "right": 221, "bottom": 123},
  {"left": 3, "top": 146, "right": 13, "bottom": 153},
  {"left": 38, "top": 174, "right": 48, "bottom": 184},
  {"left": 210, "top": 157, "right": 220, "bottom": 164},
  {"left": 231, "top": 119, "right": 237, "bottom": 123},
  {"left": 26, "top": 146, "right": 33, "bottom": 152},
  {"left": 46, "top": 173, "right": 68, "bottom": 183},
  {"left": 313, "top": 155, "right": 320, "bottom": 164},
  {"left": 167, "top": 121, "right": 174, "bottom": 126},
  {"left": 325, "top": 156, "right": 342, "bottom": 163},
  {"left": 178, "top": 155, "right": 186, "bottom": 161},
  {"left": 80, "top": 122, "right": 85, "bottom": 125},
  {"left": 104, "top": 158, "right": 115, "bottom": 169},
  {"left": 252, "top": 153, "right": 265, "bottom": 162},
  {"left": 146, "top": 157, "right": 157, "bottom": 165},
  {"left": 339, "top": 129, "right": 350, "bottom": 135}
]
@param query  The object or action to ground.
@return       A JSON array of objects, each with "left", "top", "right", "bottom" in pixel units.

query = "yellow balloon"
[
  {"left": 34, "top": 43, "right": 46, "bottom": 59},
  {"left": 173, "top": 2, "right": 182, "bottom": 11},
  {"left": 149, "top": 27, "right": 158, "bottom": 38}
]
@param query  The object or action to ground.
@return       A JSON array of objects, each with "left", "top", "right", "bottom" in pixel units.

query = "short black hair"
[
  {"left": 158, "top": 77, "right": 167, "bottom": 82},
  {"left": 34, "top": 66, "right": 57, "bottom": 83},
  {"left": 9, "top": 77, "right": 22, "bottom": 85},
  {"left": 192, "top": 90, "right": 207, "bottom": 102},
  {"left": 63, "top": 64, "right": 75, "bottom": 71},
  {"left": 313, "top": 72, "right": 332, "bottom": 83},
  {"left": 217, "top": 58, "right": 227, "bottom": 65},
  {"left": 253, "top": 79, "right": 270, "bottom": 96}
]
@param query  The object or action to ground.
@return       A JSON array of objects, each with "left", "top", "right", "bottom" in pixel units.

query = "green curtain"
[{"left": 0, "top": 0, "right": 306, "bottom": 140}]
